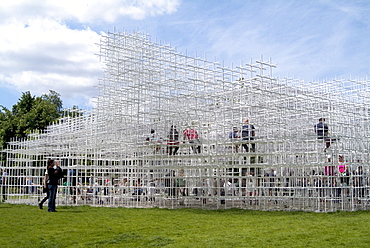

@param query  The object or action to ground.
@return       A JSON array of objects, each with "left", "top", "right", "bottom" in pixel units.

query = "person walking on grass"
[
  {"left": 38, "top": 169, "right": 49, "bottom": 209},
  {"left": 47, "top": 159, "right": 63, "bottom": 212}
]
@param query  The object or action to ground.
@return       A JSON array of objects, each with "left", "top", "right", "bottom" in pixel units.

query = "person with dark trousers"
[
  {"left": 38, "top": 169, "right": 49, "bottom": 209},
  {"left": 314, "top": 118, "right": 336, "bottom": 152},
  {"left": 167, "top": 125, "right": 180, "bottom": 155},
  {"left": 47, "top": 159, "right": 63, "bottom": 212},
  {"left": 0, "top": 168, "right": 7, "bottom": 201},
  {"left": 229, "top": 127, "right": 240, "bottom": 153},
  {"left": 242, "top": 118, "right": 256, "bottom": 152}
]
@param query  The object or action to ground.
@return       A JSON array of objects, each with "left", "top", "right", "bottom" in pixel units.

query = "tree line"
[{"left": 0, "top": 90, "right": 80, "bottom": 162}]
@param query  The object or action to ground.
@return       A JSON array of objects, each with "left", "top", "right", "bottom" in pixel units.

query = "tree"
[
  {"left": 41, "top": 90, "right": 63, "bottom": 114},
  {"left": 0, "top": 107, "right": 16, "bottom": 148},
  {"left": 0, "top": 90, "right": 64, "bottom": 152},
  {"left": 12, "top": 91, "right": 35, "bottom": 116}
]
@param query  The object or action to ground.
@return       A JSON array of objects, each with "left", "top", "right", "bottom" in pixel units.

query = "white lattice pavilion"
[{"left": 1, "top": 30, "right": 369, "bottom": 212}]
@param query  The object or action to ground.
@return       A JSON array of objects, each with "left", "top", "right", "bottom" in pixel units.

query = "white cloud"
[
  {"left": 0, "top": 0, "right": 181, "bottom": 108},
  {"left": 0, "top": 0, "right": 181, "bottom": 23},
  {"left": 0, "top": 17, "right": 102, "bottom": 108}
]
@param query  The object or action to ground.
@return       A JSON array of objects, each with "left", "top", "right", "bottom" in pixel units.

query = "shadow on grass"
[
  {"left": 0, "top": 203, "right": 16, "bottom": 208},
  {"left": 57, "top": 205, "right": 93, "bottom": 213}
]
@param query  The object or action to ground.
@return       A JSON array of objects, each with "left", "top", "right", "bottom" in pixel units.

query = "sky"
[{"left": 0, "top": 0, "right": 369, "bottom": 110}]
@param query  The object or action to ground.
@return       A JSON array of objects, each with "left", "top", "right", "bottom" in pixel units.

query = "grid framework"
[{"left": 1, "top": 30, "right": 369, "bottom": 212}]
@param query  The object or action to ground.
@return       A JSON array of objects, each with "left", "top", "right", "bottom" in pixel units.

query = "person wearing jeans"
[
  {"left": 38, "top": 170, "right": 49, "bottom": 209},
  {"left": 47, "top": 159, "right": 62, "bottom": 212}
]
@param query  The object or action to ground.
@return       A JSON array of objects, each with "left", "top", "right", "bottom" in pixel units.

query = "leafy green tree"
[
  {"left": 12, "top": 91, "right": 35, "bottom": 115},
  {"left": 41, "top": 90, "right": 63, "bottom": 114},
  {"left": 0, "top": 107, "right": 16, "bottom": 147},
  {"left": 0, "top": 90, "right": 64, "bottom": 153}
]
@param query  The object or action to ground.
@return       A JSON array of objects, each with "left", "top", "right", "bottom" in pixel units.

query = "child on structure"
[{"left": 338, "top": 155, "right": 349, "bottom": 186}]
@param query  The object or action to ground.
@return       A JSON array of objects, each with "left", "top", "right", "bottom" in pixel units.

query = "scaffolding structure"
[{"left": 1, "top": 30, "right": 369, "bottom": 212}]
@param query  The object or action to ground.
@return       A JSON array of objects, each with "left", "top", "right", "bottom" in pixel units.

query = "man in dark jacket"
[
  {"left": 242, "top": 118, "right": 256, "bottom": 152},
  {"left": 314, "top": 118, "right": 335, "bottom": 152},
  {"left": 47, "top": 159, "right": 62, "bottom": 212}
]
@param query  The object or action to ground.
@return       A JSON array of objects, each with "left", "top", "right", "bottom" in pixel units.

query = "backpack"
[{"left": 56, "top": 167, "right": 64, "bottom": 180}]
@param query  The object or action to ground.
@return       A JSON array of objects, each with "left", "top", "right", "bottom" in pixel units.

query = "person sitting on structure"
[
  {"left": 314, "top": 118, "right": 336, "bottom": 152},
  {"left": 183, "top": 127, "right": 201, "bottom": 154},
  {"left": 241, "top": 118, "right": 256, "bottom": 152},
  {"left": 229, "top": 127, "right": 240, "bottom": 153}
]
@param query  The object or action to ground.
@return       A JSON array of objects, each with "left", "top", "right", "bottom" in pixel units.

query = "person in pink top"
[
  {"left": 183, "top": 127, "right": 201, "bottom": 154},
  {"left": 338, "top": 155, "right": 349, "bottom": 186}
]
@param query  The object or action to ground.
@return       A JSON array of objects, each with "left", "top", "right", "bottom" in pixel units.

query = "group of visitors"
[
  {"left": 147, "top": 125, "right": 201, "bottom": 155},
  {"left": 147, "top": 117, "right": 335, "bottom": 155},
  {"left": 228, "top": 117, "right": 337, "bottom": 153},
  {"left": 29, "top": 117, "right": 341, "bottom": 212}
]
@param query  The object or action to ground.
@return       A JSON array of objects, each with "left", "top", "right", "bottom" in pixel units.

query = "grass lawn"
[{"left": 0, "top": 203, "right": 369, "bottom": 248}]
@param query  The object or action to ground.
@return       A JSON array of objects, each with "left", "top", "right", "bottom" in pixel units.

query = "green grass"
[{"left": 1, "top": 203, "right": 369, "bottom": 248}]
